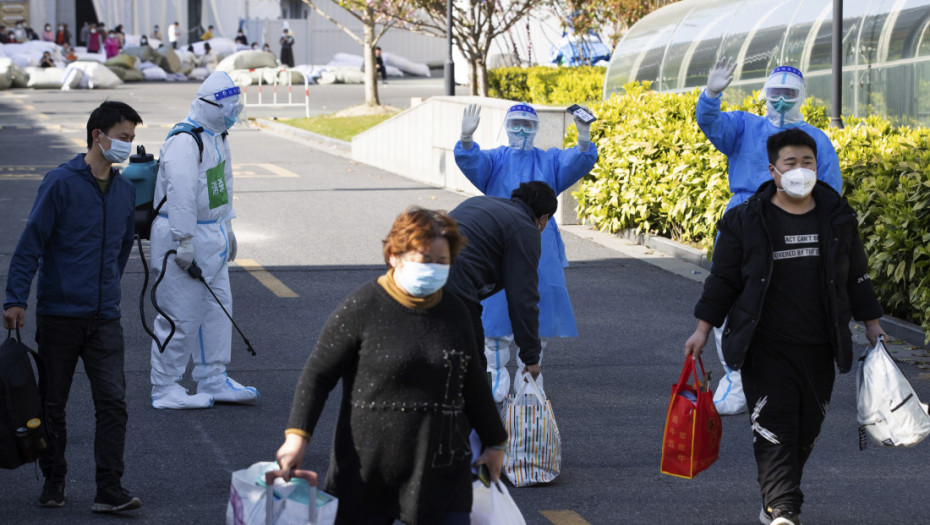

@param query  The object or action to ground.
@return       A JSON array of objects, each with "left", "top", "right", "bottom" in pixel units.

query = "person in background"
[
  {"left": 152, "top": 24, "right": 162, "bottom": 41},
  {"left": 3, "top": 101, "right": 144, "bottom": 514},
  {"left": 454, "top": 102, "right": 597, "bottom": 402},
  {"left": 684, "top": 128, "right": 885, "bottom": 525},
  {"left": 139, "top": 34, "right": 149, "bottom": 47},
  {"left": 262, "top": 43, "right": 271, "bottom": 53},
  {"left": 276, "top": 207, "right": 507, "bottom": 525},
  {"left": 114, "top": 24, "right": 125, "bottom": 48},
  {"left": 55, "top": 23, "right": 70, "bottom": 46},
  {"left": 42, "top": 23, "right": 54, "bottom": 42},
  {"left": 104, "top": 30, "right": 120, "bottom": 59},
  {"left": 201, "top": 25, "right": 214, "bottom": 41},
  {"left": 168, "top": 21, "right": 179, "bottom": 49},
  {"left": 13, "top": 20, "right": 26, "bottom": 42},
  {"left": 374, "top": 46, "right": 388, "bottom": 85},
  {"left": 63, "top": 42, "right": 77, "bottom": 62},
  {"left": 250, "top": 42, "right": 258, "bottom": 51},
  {"left": 86, "top": 24, "right": 101, "bottom": 53},
  {"left": 197, "top": 42, "right": 218, "bottom": 71},
  {"left": 234, "top": 28, "right": 248, "bottom": 46},
  {"left": 79, "top": 21, "right": 90, "bottom": 47},
  {"left": 279, "top": 28, "right": 295, "bottom": 67},
  {"left": 39, "top": 51, "right": 55, "bottom": 68}
]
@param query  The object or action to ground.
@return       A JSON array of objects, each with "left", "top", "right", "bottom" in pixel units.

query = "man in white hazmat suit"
[
  {"left": 697, "top": 59, "right": 843, "bottom": 415},
  {"left": 149, "top": 71, "right": 259, "bottom": 409}
]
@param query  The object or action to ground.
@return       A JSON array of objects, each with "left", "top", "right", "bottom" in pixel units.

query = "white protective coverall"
[{"left": 149, "top": 71, "right": 258, "bottom": 409}]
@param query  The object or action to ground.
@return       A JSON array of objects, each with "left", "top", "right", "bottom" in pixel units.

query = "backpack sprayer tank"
[{"left": 122, "top": 145, "right": 158, "bottom": 240}]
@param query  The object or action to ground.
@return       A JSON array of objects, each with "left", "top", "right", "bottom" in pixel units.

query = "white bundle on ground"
[
  {"left": 60, "top": 67, "right": 83, "bottom": 90},
  {"left": 0, "top": 58, "right": 28, "bottom": 87},
  {"left": 326, "top": 52, "right": 403, "bottom": 77},
  {"left": 74, "top": 52, "right": 106, "bottom": 63},
  {"left": 142, "top": 66, "right": 168, "bottom": 81},
  {"left": 165, "top": 72, "right": 187, "bottom": 82},
  {"left": 64, "top": 61, "right": 123, "bottom": 89},
  {"left": 189, "top": 67, "right": 210, "bottom": 81},
  {"left": 291, "top": 64, "right": 325, "bottom": 84},
  {"left": 25, "top": 66, "right": 66, "bottom": 89},
  {"left": 190, "top": 38, "right": 236, "bottom": 58},
  {"left": 216, "top": 50, "right": 278, "bottom": 73},
  {"left": 382, "top": 51, "right": 429, "bottom": 77},
  {"left": 318, "top": 66, "right": 364, "bottom": 85}
]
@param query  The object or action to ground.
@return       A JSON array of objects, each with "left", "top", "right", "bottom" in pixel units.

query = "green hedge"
[
  {"left": 488, "top": 66, "right": 605, "bottom": 105},
  {"left": 571, "top": 81, "right": 930, "bottom": 338}
]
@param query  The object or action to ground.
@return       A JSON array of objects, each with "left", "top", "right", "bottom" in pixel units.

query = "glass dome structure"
[{"left": 603, "top": 0, "right": 930, "bottom": 125}]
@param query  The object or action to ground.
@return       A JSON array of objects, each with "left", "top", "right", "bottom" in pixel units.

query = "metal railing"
[{"left": 241, "top": 68, "right": 310, "bottom": 118}]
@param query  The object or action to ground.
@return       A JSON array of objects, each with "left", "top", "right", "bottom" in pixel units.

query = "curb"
[{"left": 252, "top": 118, "right": 351, "bottom": 155}]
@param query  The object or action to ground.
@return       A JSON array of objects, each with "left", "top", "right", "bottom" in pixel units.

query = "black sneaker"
[
  {"left": 38, "top": 479, "right": 66, "bottom": 508},
  {"left": 91, "top": 487, "right": 141, "bottom": 513},
  {"left": 770, "top": 508, "right": 802, "bottom": 525}
]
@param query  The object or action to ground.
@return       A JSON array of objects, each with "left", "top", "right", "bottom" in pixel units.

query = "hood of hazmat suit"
[
  {"left": 764, "top": 65, "right": 805, "bottom": 128},
  {"left": 504, "top": 103, "right": 539, "bottom": 150},
  {"left": 190, "top": 71, "right": 244, "bottom": 134}
]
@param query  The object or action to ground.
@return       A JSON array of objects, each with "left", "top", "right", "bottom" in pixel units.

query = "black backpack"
[{"left": 0, "top": 330, "right": 47, "bottom": 469}]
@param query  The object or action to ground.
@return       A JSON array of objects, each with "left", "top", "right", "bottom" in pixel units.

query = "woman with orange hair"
[{"left": 276, "top": 207, "right": 507, "bottom": 525}]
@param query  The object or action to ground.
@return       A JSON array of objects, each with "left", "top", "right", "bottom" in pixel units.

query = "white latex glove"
[
  {"left": 175, "top": 237, "right": 194, "bottom": 271},
  {"left": 573, "top": 105, "right": 594, "bottom": 152},
  {"left": 226, "top": 221, "right": 237, "bottom": 263},
  {"left": 460, "top": 103, "right": 480, "bottom": 150},
  {"left": 706, "top": 57, "right": 736, "bottom": 97}
]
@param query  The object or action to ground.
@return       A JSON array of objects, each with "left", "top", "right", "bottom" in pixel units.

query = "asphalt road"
[{"left": 1, "top": 79, "right": 929, "bottom": 525}]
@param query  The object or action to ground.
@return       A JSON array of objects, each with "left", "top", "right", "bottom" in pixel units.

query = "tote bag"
[
  {"left": 226, "top": 461, "right": 338, "bottom": 525},
  {"left": 470, "top": 480, "right": 526, "bottom": 525},
  {"left": 501, "top": 372, "right": 561, "bottom": 486},
  {"left": 857, "top": 336, "right": 930, "bottom": 449},
  {"left": 660, "top": 356, "right": 722, "bottom": 479}
]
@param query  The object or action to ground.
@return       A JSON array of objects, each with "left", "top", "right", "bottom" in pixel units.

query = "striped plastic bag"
[{"left": 501, "top": 372, "right": 561, "bottom": 487}]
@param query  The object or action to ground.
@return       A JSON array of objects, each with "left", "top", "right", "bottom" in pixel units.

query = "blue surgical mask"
[
  {"left": 99, "top": 134, "right": 132, "bottom": 164},
  {"left": 769, "top": 97, "right": 796, "bottom": 114},
  {"left": 394, "top": 261, "right": 449, "bottom": 297}
]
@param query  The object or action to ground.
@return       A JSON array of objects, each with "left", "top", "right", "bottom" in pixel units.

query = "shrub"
[
  {"left": 488, "top": 66, "right": 604, "bottom": 105},
  {"left": 571, "top": 81, "right": 930, "bottom": 338}
]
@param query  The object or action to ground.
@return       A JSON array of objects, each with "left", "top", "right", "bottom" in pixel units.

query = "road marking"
[
  {"left": 541, "top": 510, "right": 593, "bottom": 525},
  {"left": 255, "top": 163, "right": 300, "bottom": 178},
  {"left": 71, "top": 137, "right": 85, "bottom": 147},
  {"left": 36, "top": 113, "right": 49, "bottom": 120},
  {"left": 234, "top": 258, "right": 298, "bottom": 298}
]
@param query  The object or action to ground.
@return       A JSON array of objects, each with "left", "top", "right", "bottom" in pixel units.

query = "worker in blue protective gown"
[
  {"left": 697, "top": 59, "right": 843, "bottom": 415},
  {"left": 454, "top": 102, "right": 598, "bottom": 402}
]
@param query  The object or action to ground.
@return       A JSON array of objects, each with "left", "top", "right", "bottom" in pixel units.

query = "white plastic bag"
[
  {"left": 470, "top": 480, "right": 526, "bottom": 525},
  {"left": 501, "top": 372, "right": 561, "bottom": 486},
  {"left": 226, "top": 461, "right": 338, "bottom": 525},
  {"left": 712, "top": 323, "right": 747, "bottom": 415},
  {"left": 857, "top": 337, "right": 930, "bottom": 448}
]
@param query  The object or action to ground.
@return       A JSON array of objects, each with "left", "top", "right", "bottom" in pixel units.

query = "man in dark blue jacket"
[
  {"left": 684, "top": 128, "right": 885, "bottom": 525},
  {"left": 3, "top": 101, "right": 143, "bottom": 513}
]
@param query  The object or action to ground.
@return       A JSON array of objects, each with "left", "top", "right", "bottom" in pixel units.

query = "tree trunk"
[
  {"left": 476, "top": 56, "right": 488, "bottom": 97},
  {"left": 468, "top": 58, "right": 478, "bottom": 96},
  {"left": 363, "top": 21, "right": 380, "bottom": 106}
]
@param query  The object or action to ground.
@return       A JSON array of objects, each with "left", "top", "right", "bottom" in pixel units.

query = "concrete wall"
[{"left": 350, "top": 96, "right": 583, "bottom": 225}]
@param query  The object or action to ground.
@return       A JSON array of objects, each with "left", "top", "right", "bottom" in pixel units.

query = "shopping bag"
[
  {"left": 501, "top": 372, "right": 561, "bottom": 487},
  {"left": 226, "top": 461, "right": 338, "bottom": 525},
  {"left": 470, "top": 479, "right": 527, "bottom": 525},
  {"left": 712, "top": 323, "right": 747, "bottom": 415},
  {"left": 660, "top": 356, "right": 722, "bottom": 479},
  {"left": 856, "top": 336, "right": 930, "bottom": 449}
]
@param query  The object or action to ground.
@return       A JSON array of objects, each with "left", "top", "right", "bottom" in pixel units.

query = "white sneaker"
[
  {"left": 197, "top": 375, "right": 260, "bottom": 404},
  {"left": 151, "top": 384, "right": 214, "bottom": 410}
]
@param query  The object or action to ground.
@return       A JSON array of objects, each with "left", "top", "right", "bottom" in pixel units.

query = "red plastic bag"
[{"left": 660, "top": 356, "right": 722, "bottom": 479}]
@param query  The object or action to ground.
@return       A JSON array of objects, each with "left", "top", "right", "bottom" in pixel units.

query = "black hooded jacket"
[{"left": 694, "top": 180, "right": 882, "bottom": 373}]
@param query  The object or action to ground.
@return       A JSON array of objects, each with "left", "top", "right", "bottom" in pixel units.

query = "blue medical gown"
[
  {"left": 696, "top": 91, "right": 842, "bottom": 213},
  {"left": 453, "top": 141, "right": 598, "bottom": 338}
]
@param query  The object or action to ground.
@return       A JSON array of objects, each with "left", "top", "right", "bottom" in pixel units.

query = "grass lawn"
[{"left": 281, "top": 112, "right": 398, "bottom": 142}]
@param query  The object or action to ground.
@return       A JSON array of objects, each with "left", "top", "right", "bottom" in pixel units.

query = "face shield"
[
  {"left": 502, "top": 104, "right": 539, "bottom": 150},
  {"left": 199, "top": 86, "right": 244, "bottom": 130},
  {"left": 764, "top": 66, "right": 805, "bottom": 127}
]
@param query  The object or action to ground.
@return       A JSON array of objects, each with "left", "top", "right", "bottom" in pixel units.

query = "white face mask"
[
  {"left": 99, "top": 134, "right": 132, "bottom": 164},
  {"left": 775, "top": 167, "right": 816, "bottom": 198},
  {"left": 394, "top": 261, "right": 449, "bottom": 297}
]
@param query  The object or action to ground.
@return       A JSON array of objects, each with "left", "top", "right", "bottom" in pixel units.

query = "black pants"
[
  {"left": 740, "top": 338, "right": 835, "bottom": 514},
  {"left": 36, "top": 315, "right": 128, "bottom": 491}
]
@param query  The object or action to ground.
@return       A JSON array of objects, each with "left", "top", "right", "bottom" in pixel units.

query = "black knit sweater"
[{"left": 286, "top": 280, "right": 507, "bottom": 524}]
